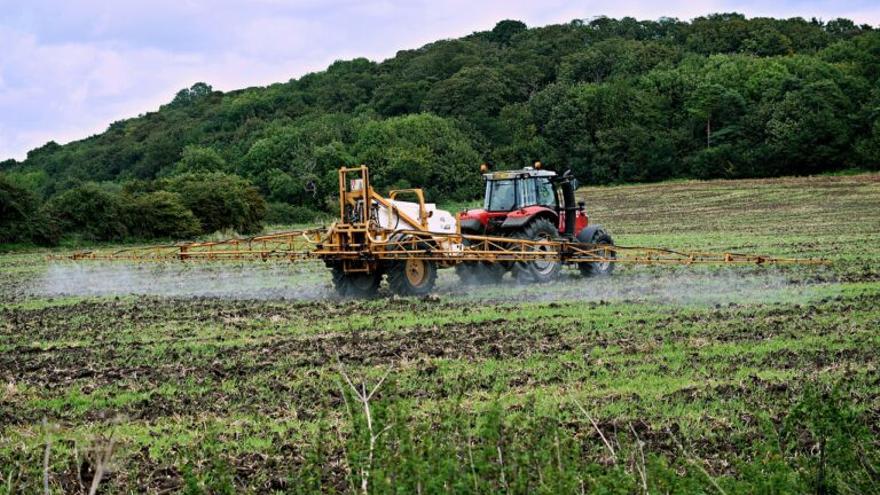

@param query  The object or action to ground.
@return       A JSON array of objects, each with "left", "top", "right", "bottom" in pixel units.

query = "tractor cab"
[
  {"left": 459, "top": 163, "right": 588, "bottom": 239},
  {"left": 482, "top": 168, "right": 559, "bottom": 212}
]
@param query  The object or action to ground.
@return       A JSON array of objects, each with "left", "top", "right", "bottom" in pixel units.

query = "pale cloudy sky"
[{"left": 1, "top": 0, "right": 878, "bottom": 161}]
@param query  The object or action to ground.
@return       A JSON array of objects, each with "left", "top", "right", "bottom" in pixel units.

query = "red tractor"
[{"left": 457, "top": 163, "right": 615, "bottom": 283}]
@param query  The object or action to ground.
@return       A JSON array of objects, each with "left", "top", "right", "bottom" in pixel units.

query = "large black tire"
[
  {"left": 388, "top": 257, "right": 437, "bottom": 296},
  {"left": 579, "top": 231, "right": 615, "bottom": 277},
  {"left": 511, "top": 217, "right": 562, "bottom": 283},
  {"left": 331, "top": 265, "right": 382, "bottom": 298},
  {"left": 455, "top": 236, "right": 506, "bottom": 285},
  {"left": 386, "top": 235, "right": 438, "bottom": 296}
]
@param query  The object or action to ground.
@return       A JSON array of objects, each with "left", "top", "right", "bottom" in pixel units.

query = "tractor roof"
[{"left": 483, "top": 167, "right": 557, "bottom": 180}]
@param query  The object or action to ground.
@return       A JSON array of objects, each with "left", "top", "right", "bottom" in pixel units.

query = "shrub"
[
  {"left": 43, "top": 183, "right": 131, "bottom": 241},
  {"left": 163, "top": 173, "right": 267, "bottom": 234},
  {"left": 130, "top": 191, "right": 202, "bottom": 239},
  {"left": 264, "top": 202, "right": 323, "bottom": 225}
]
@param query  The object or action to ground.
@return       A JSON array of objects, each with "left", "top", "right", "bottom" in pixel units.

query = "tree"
[
  {"left": 559, "top": 39, "right": 679, "bottom": 84},
  {"left": 743, "top": 26, "right": 793, "bottom": 56},
  {"left": 353, "top": 114, "right": 482, "bottom": 200},
  {"left": 169, "top": 145, "right": 228, "bottom": 175},
  {"left": 169, "top": 82, "right": 214, "bottom": 107},
  {"left": 422, "top": 66, "right": 514, "bottom": 141},
  {"left": 372, "top": 80, "right": 429, "bottom": 116},
  {"left": 686, "top": 13, "right": 751, "bottom": 54},
  {"left": 488, "top": 20, "right": 527, "bottom": 45},
  {"left": 686, "top": 83, "right": 746, "bottom": 148},
  {"left": 824, "top": 18, "right": 861, "bottom": 38},
  {"left": 766, "top": 80, "right": 852, "bottom": 174}
]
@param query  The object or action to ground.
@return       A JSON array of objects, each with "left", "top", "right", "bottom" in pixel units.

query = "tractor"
[{"left": 456, "top": 162, "right": 615, "bottom": 284}]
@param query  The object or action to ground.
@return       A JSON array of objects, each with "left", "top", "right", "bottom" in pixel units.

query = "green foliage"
[
  {"left": 354, "top": 113, "right": 482, "bottom": 200},
  {"left": 0, "top": 174, "right": 59, "bottom": 245},
  {"left": 163, "top": 173, "right": 267, "bottom": 234},
  {"left": 44, "top": 183, "right": 131, "bottom": 241},
  {"left": 130, "top": 191, "right": 202, "bottom": 239},
  {"left": 780, "top": 381, "right": 880, "bottom": 494},
  {"left": 167, "top": 145, "right": 228, "bottom": 175},
  {"left": 855, "top": 119, "right": 880, "bottom": 167},
  {"left": 169, "top": 82, "right": 214, "bottom": 108},
  {"left": 488, "top": 19, "right": 528, "bottom": 45},
  {"left": 0, "top": 174, "right": 34, "bottom": 243},
  {"left": 264, "top": 202, "right": 323, "bottom": 225}
]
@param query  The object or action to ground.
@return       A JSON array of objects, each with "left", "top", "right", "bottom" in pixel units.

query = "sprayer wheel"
[
  {"left": 388, "top": 258, "right": 437, "bottom": 296},
  {"left": 331, "top": 265, "right": 381, "bottom": 298},
  {"left": 579, "top": 231, "right": 616, "bottom": 277},
  {"left": 511, "top": 218, "right": 562, "bottom": 283}
]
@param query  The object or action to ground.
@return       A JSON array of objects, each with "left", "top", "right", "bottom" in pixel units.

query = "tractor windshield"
[{"left": 484, "top": 180, "right": 517, "bottom": 211}]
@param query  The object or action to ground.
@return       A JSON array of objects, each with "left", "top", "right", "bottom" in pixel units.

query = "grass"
[{"left": 1, "top": 173, "right": 879, "bottom": 493}]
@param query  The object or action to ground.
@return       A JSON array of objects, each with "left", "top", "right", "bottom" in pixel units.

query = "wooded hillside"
[{"left": 2, "top": 14, "right": 878, "bottom": 244}]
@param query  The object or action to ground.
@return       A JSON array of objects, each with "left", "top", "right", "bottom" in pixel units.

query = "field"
[{"left": 2, "top": 173, "right": 879, "bottom": 493}]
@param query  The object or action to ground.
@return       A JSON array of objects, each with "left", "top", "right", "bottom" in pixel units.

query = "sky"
[{"left": 1, "top": 0, "right": 878, "bottom": 161}]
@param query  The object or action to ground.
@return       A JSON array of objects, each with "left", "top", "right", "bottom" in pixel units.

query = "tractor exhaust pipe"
[{"left": 559, "top": 170, "right": 577, "bottom": 238}]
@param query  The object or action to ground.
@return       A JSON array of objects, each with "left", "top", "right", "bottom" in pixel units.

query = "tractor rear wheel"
[
  {"left": 331, "top": 265, "right": 382, "bottom": 298},
  {"left": 512, "top": 218, "right": 562, "bottom": 283},
  {"left": 579, "top": 231, "right": 615, "bottom": 277},
  {"left": 388, "top": 257, "right": 437, "bottom": 296}
]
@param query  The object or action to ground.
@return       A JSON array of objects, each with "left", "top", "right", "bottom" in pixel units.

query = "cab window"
[
  {"left": 485, "top": 180, "right": 516, "bottom": 211},
  {"left": 536, "top": 178, "right": 556, "bottom": 208},
  {"left": 518, "top": 179, "right": 537, "bottom": 207}
]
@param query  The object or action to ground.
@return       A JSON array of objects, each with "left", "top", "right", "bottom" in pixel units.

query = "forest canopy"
[{"left": 2, "top": 13, "right": 878, "bottom": 244}]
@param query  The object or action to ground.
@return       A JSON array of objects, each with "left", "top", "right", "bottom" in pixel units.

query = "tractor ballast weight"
[{"left": 55, "top": 164, "right": 828, "bottom": 298}]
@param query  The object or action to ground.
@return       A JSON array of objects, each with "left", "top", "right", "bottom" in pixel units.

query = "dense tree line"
[{"left": 2, "top": 14, "right": 878, "bottom": 244}]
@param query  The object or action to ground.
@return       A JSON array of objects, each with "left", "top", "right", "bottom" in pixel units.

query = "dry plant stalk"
[
  {"left": 86, "top": 430, "right": 118, "bottom": 495},
  {"left": 42, "top": 418, "right": 52, "bottom": 495},
  {"left": 336, "top": 361, "right": 394, "bottom": 495},
  {"left": 572, "top": 398, "right": 617, "bottom": 462},
  {"left": 629, "top": 422, "right": 648, "bottom": 495}
]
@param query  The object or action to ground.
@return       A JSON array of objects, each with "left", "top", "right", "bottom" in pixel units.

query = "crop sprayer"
[{"left": 57, "top": 164, "right": 827, "bottom": 297}]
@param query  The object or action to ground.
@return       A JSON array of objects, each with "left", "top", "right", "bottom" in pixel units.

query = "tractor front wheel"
[
  {"left": 388, "top": 258, "right": 437, "bottom": 296},
  {"left": 512, "top": 218, "right": 562, "bottom": 283}
]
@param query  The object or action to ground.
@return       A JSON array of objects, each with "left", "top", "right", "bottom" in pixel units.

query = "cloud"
[{"left": 0, "top": 0, "right": 878, "bottom": 160}]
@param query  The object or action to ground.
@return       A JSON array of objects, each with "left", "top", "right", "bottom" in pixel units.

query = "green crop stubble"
[{"left": 1, "top": 174, "right": 879, "bottom": 493}]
